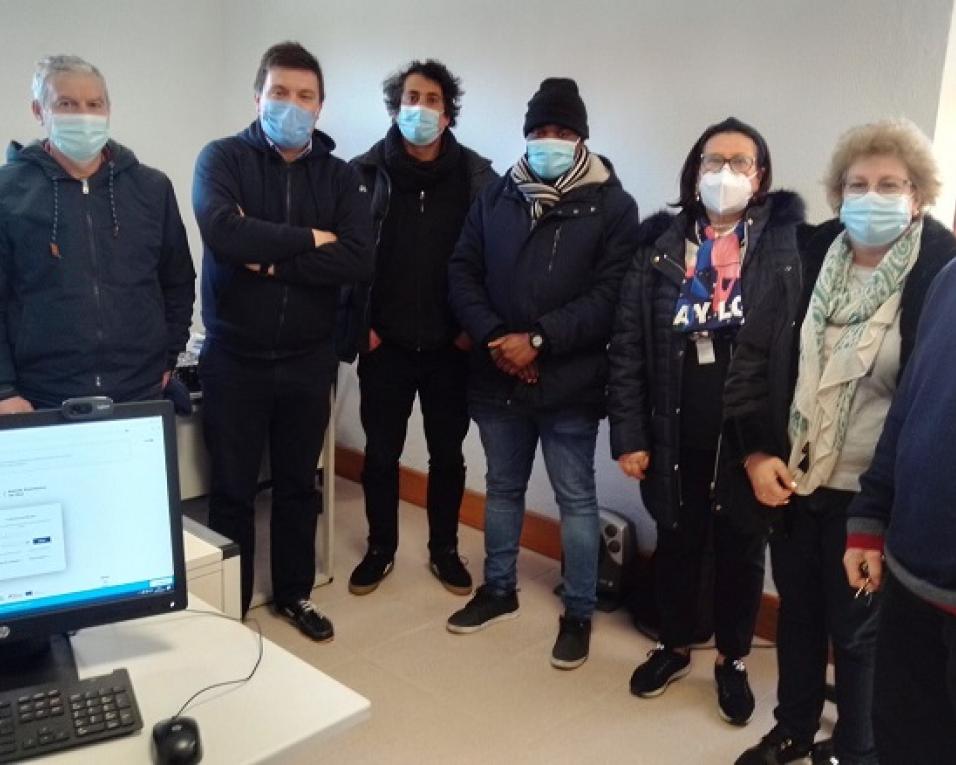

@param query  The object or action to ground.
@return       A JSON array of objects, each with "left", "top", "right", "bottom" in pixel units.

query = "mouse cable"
[{"left": 169, "top": 608, "right": 264, "bottom": 719}]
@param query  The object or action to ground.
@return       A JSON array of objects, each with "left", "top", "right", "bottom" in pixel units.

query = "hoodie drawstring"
[
  {"left": 108, "top": 161, "right": 119, "bottom": 238},
  {"left": 49, "top": 178, "right": 60, "bottom": 257},
  {"left": 49, "top": 163, "right": 120, "bottom": 257}
]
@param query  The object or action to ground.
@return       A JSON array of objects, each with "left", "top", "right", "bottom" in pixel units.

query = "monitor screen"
[{"left": 0, "top": 400, "right": 187, "bottom": 648}]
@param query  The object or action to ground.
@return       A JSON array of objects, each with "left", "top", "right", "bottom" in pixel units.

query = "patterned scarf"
[
  {"left": 510, "top": 145, "right": 592, "bottom": 221},
  {"left": 788, "top": 219, "right": 922, "bottom": 494},
  {"left": 673, "top": 220, "right": 746, "bottom": 332}
]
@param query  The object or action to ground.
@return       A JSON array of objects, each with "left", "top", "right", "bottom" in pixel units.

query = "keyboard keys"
[{"left": 0, "top": 669, "right": 141, "bottom": 763}]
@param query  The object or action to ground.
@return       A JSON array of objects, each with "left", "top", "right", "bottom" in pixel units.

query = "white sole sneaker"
[
  {"left": 550, "top": 653, "right": 588, "bottom": 670},
  {"left": 634, "top": 663, "right": 691, "bottom": 698},
  {"left": 445, "top": 609, "right": 519, "bottom": 634}
]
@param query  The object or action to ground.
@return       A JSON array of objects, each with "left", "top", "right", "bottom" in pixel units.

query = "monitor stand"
[{"left": 0, "top": 634, "right": 79, "bottom": 693}]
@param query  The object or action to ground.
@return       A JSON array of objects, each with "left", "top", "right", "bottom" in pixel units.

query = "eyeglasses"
[
  {"left": 700, "top": 154, "right": 756, "bottom": 174},
  {"left": 843, "top": 178, "right": 913, "bottom": 197}
]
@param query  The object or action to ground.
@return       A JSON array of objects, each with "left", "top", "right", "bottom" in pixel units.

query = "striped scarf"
[
  {"left": 787, "top": 219, "right": 922, "bottom": 494},
  {"left": 510, "top": 145, "right": 592, "bottom": 221}
]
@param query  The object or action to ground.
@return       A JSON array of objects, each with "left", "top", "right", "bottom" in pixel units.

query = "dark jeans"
[
  {"left": 199, "top": 341, "right": 333, "bottom": 616},
  {"left": 358, "top": 342, "right": 469, "bottom": 555},
  {"left": 656, "top": 448, "right": 766, "bottom": 659},
  {"left": 770, "top": 488, "right": 879, "bottom": 764},
  {"left": 472, "top": 402, "right": 600, "bottom": 620},
  {"left": 873, "top": 569, "right": 956, "bottom": 764}
]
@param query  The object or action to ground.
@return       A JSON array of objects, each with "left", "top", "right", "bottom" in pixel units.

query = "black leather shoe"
[{"left": 275, "top": 599, "right": 334, "bottom": 642}]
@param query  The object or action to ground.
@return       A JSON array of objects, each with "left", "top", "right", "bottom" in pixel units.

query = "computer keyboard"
[{"left": 0, "top": 668, "right": 142, "bottom": 763}]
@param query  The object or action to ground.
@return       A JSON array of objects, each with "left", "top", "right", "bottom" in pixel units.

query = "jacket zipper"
[
  {"left": 363, "top": 171, "right": 392, "bottom": 339},
  {"left": 548, "top": 225, "right": 562, "bottom": 273},
  {"left": 709, "top": 344, "right": 735, "bottom": 508},
  {"left": 82, "top": 178, "right": 104, "bottom": 390},
  {"left": 274, "top": 168, "right": 291, "bottom": 349},
  {"left": 416, "top": 189, "right": 425, "bottom": 350}
]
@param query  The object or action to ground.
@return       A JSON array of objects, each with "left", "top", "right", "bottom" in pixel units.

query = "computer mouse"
[{"left": 151, "top": 716, "right": 203, "bottom": 765}]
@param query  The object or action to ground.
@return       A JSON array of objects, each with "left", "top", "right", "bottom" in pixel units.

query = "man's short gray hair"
[{"left": 32, "top": 55, "right": 109, "bottom": 107}]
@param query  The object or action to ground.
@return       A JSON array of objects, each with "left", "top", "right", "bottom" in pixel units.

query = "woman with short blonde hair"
[{"left": 726, "top": 119, "right": 956, "bottom": 764}]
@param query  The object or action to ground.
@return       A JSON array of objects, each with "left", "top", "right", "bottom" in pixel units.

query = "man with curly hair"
[{"left": 347, "top": 60, "right": 496, "bottom": 597}]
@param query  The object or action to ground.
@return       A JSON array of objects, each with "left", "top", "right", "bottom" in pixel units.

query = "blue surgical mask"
[
  {"left": 49, "top": 114, "right": 109, "bottom": 163},
  {"left": 840, "top": 192, "right": 912, "bottom": 248},
  {"left": 527, "top": 138, "right": 577, "bottom": 181},
  {"left": 259, "top": 99, "right": 316, "bottom": 149},
  {"left": 397, "top": 105, "right": 442, "bottom": 146}
]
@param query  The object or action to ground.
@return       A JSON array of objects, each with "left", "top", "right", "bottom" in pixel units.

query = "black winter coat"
[
  {"left": 449, "top": 159, "right": 639, "bottom": 411},
  {"left": 339, "top": 128, "right": 496, "bottom": 360},
  {"left": 0, "top": 140, "right": 195, "bottom": 406},
  {"left": 193, "top": 121, "right": 373, "bottom": 360},
  {"left": 723, "top": 215, "right": 956, "bottom": 533},
  {"left": 607, "top": 191, "right": 805, "bottom": 530}
]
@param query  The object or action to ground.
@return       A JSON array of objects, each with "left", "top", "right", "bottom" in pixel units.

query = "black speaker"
[
  {"left": 556, "top": 508, "right": 638, "bottom": 612},
  {"left": 595, "top": 508, "right": 638, "bottom": 611}
]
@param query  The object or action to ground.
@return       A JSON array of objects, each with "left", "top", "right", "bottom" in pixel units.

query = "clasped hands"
[{"left": 488, "top": 333, "right": 539, "bottom": 385}]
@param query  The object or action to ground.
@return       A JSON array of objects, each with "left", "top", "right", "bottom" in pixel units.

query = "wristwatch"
[{"left": 529, "top": 331, "right": 545, "bottom": 350}]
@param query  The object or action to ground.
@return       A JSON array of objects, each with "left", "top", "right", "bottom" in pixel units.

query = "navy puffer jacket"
[
  {"left": 608, "top": 190, "right": 805, "bottom": 530},
  {"left": 448, "top": 158, "right": 639, "bottom": 412}
]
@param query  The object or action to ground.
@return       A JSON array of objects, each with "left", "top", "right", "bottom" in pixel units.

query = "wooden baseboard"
[{"left": 335, "top": 445, "right": 778, "bottom": 641}]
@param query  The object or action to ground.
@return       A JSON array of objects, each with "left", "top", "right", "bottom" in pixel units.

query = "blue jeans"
[{"left": 472, "top": 403, "right": 600, "bottom": 620}]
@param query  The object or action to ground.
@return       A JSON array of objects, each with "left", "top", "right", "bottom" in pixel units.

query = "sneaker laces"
[{"left": 296, "top": 599, "right": 317, "bottom": 614}]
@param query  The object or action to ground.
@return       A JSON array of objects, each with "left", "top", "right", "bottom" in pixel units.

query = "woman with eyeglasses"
[
  {"left": 727, "top": 120, "right": 956, "bottom": 765},
  {"left": 607, "top": 117, "right": 805, "bottom": 725}
]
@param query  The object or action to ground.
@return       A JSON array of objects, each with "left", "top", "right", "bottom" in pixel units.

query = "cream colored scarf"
[{"left": 788, "top": 220, "right": 922, "bottom": 494}]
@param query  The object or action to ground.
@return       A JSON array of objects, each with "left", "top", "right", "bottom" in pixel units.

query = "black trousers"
[
  {"left": 656, "top": 448, "right": 767, "bottom": 659},
  {"left": 873, "top": 569, "right": 956, "bottom": 765},
  {"left": 358, "top": 341, "right": 469, "bottom": 556},
  {"left": 199, "top": 341, "right": 333, "bottom": 616},
  {"left": 770, "top": 488, "right": 879, "bottom": 764}
]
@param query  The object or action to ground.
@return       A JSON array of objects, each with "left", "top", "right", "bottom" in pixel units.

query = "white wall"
[
  {"left": 216, "top": 0, "right": 955, "bottom": 550},
  {"left": 2, "top": 0, "right": 955, "bottom": 552},
  {"left": 0, "top": 0, "right": 227, "bottom": 327}
]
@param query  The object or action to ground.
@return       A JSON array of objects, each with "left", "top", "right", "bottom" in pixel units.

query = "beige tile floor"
[{"left": 246, "top": 477, "right": 832, "bottom": 764}]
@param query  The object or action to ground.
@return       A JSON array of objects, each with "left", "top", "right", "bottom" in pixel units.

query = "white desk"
[
  {"left": 50, "top": 598, "right": 369, "bottom": 764},
  {"left": 183, "top": 519, "right": 242, "bottom": 619}
]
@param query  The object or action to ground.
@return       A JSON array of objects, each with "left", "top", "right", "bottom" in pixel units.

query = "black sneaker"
[
  {"left": 446, "top": 584, "right": 519, "bottom": 634},
  {"left": 429, "top": 548, "right": 473, "bottom": 595},
  {"left": 715, "top": 659, "right": 756, "bottom": 725},
  {"left": 735, "top": 726, "right": 813, "bottom": 765},
  {"left": 629, "top": 644, "right": 691, "bottom": 697},
  {"left": 811, "top": 739, "right": 838, "bottom": 765},
  {"left": 275, "top": 599, "right": 334, "bottom": 642},
  {"left": 550, "top": 615, "right": 591, "bottom": 670},
  {"left": 349, "top": 547, "right": 394, "bottom": 595}
]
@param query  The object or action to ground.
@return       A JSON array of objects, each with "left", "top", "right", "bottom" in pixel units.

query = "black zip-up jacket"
[
  {"left": 449, "top": 157, "right": 639, "bottom": 411},
  {"left": 0, "top": 139, "right": 195, "bottom": 405},
  {"left": 607, "top": 191, "right": 805, "bottom": 530},
  {"left": 722, "top": 214, "right": 956, "bottom": 534},
  {"left": 193, "top": 120, "right": 373, "bottom": 360},
  {"left": 342, "top": 127, "right": 496, "bottom": 358}
]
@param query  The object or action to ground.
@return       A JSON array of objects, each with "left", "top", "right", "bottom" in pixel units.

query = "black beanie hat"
[{"left": 523, "top": 78, "right": 589, "bottom": 139}]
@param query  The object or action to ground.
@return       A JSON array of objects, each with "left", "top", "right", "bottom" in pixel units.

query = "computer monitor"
[{"left": 0, "top": 398, "right": 188, "bottom": 691}]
